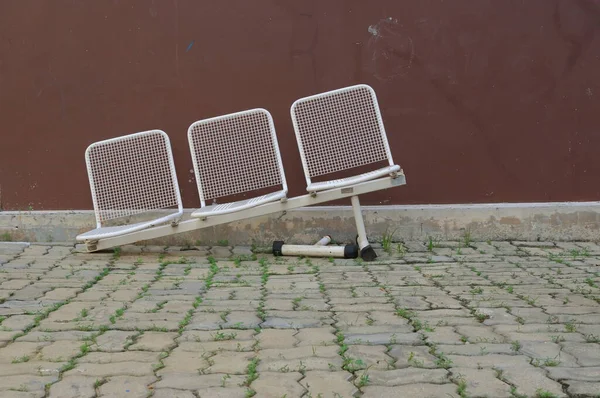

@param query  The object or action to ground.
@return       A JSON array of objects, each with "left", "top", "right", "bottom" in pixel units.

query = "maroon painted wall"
[{"left": 1, "top": 0, "right": 599, "bottom": 210}]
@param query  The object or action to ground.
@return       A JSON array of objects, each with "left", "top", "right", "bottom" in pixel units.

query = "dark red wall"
[{"left": 1, "top": 0, "right": 599, "bottom": 210}]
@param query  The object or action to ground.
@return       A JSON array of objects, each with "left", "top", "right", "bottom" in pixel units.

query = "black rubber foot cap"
[
  {"left": 360, "top": 245, "right": 378, "bottom": 262},
  {"left": 272, "top": 241, "right": 284, "bottom": 256},
  {"left": 343, "top": 244, "right": 359, "bottom": 259}
]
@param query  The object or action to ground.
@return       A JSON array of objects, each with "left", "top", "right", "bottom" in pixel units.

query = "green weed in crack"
[
  {"left": 395, "top": 308, "right": 415, "bottom": 320},
  {"left": 434, "top": 351, "right": 453, "bottom": 369},
  {"left": 535, "top": 389, "right": 558, "bottom": 398},
  {"left": 204, "top": 257, "right": 220, "bottom": 288},
  {"left": 244, "top": 357, "right": 259, "bottom": 391},
  {"left": 452, "top": 374, "right": 468, "bottom": 398},
  {"left": 192, "top": 296, "right": 203, "bottom": 309},
  {"left": 381, "top": 228, "right": 397, "bottom": 254},
  {"left": 178, "top": 310, "right": 193, "bottom": 333},
  {"left": 510, "top": 340, "right": 521, "bottom": 352},
  {"left": 256, "top": 257, "right": 269, "bottom": 322},
  {"left": 112, "top": 246, "right": 122, "bottom": 260},
  {"left": 564, "top": 320, "right": 577, "bottom": 333},
  {"left": 427, "top": 236, "right": 436, "bottom": 251},
  {"left": 150, "top": 301, "right": 167, "bottom": 313},
  {"left": 83, "top": 268, "right": 110, "bottom": 290},
  {"left": 109, "top": 305, "right": 126, "bottom": 324},
  {"left": 94, "top": 378, "right": 107, "bottom": 390}
]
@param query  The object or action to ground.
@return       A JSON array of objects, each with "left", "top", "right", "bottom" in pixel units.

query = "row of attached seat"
[{"left": 77, "top": 84, "right": 401, "bottom": 241}]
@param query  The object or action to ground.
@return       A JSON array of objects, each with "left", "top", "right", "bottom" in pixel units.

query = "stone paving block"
[
  {"left": 335, "top": 312, "right": 370, "bottom": 327},
  {"left": 423, "top": 326, "right": 465, "bottom": 345},
  {"left": 261, "top": 316, "right": 324, "bottom": 329},
  {"left": 48, "top": 375, "right": 95, "bottom": 398},
  {"left": 498, "top": 331, "right": 587, "bottom": 344},
  {"left": 46, "top": 302, "right": 89, "bottom": 322},
  {"left": 43, "top": 288, "right": 80, "bottom": 301},
  {"left": 437, "top": 343, "right": 514, "bottom": 356},
  {"left": 0, "top": 315, "right": 36, "bottom": 331},
  {"left": 0, "top": 342, "right": 46, "bottom": 363},
  {"left": 519, "top": 341, "right": 579, "bottom": 367},
  {"left": 455, "top": 326, "right": 507, "bottom": 343},
  {"left": 561, "top": 342, "right": 600, "bottom": 366},
  {"left": 333, "top": 303, "right": 396, "bottom": 312},
  {"left": 128, "top": 332, "right": 177, "bottom": 352},
  {"left": 0, "top": 390, "right": 43, "bottom": 398},
  {"left": 424, "top": 295, "right": 464, "bottom": 309},
  {"left": 0, "top": 279, "right": 32, "bottom": 290},
  {"left": 256, "top": 329, "right": 297, "bottom": 349},
  {"left": 356, "top": 368, "right": 449, "bottom": 386},
  {"left": 160, "top": 350, "right": 211, "bottom": 374},
  {"left": 79, "top": 351, "right": 160, "bottom": 364},
  {"left": 152, "top": 389, "right": 196, "bottom": 398},
  {"left": 361, "top": 383, "right": 457, "bottom": 398},
  {"left": 263, "top": 299, "right": 294, "bottom": 311},
  {"left": 565, "top": 381, "right": 600, "bottom": 397},
  {"left": 73, "top": 290, "right": 110, "bottom": 302},
  {"left": 195, "top": 387, "right": 248, "bottom": 397},
  {"left": 98, "top": 375, "right": 156, "bottom": 397},
  {"left": 299, "top": 371, "right": 358, "bottom": 398},
  {"left": 209, "top": 246, "right": 232, "bottom": 258},
  {"left": 177, "top": 340, "right": 254, "bottom": 353},
  {"left": 294, "top": 327, "right": 336, "bottom": 346},
  {"left": 108, "top": 289, "right": 139, "bottom": 302},
  {"left": 388, "top": 345, "right": 438, "bottom": 368},
  {"left": 0, "top": 361, "right": 65, "bottom": 376},
  {"left": 204, "top": 351, "right": 254, "bottom": 374},
  {"left": 547, "top": 366, "right": 600, "bottom": 382},
  {"left": 345, "top": 345, "right": 392, "bottom": 370},
  {"left": 345, "top": 331, "right": 421, "bottom": 346},
  {"left": 447, "top": 354, "right": 531, "bottom": 369},
  {"left": 451, "top": 367, "right": 512, "bottom": 398},
  {"left": 186, "top": 313, "right": 223, "bottom": 330},
  {"left": 178, "top": 329, "right": 255, "bottom": 343},
  {"left": 0, "top": 375, "right": 58, "bottom": 395},
  {"left": 251, "top": 372, "right": 306, "bottom": 397},
  {"left": 259, "top": 346, "right": 339, "bottom": 361},
  {"left": 502, "top": 366, "right": 567, "bottom": 397},
  {"left": 221, "top": 311, "right": 261, "bottom": 329},
  {"left": 94, "top": 331, "right": 137, "bottom": 352},
  {"left": 39, "top": 340, "right": 82, "bottom": 361},
  {"left": 64, "top": 362, "right": 155, "bottom": 377},
  {"left": 17, "top": 331, "right": 95, "bottom": 342},
  {"left": 155, "top": 374, "right": 246, "bottom": 390}
]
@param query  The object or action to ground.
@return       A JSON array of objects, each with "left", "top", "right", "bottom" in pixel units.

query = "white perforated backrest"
[
  {"left": 85, "top": 130, "right": 182, "bottom": 227},
  {"left": 187, "top": 109, "right": 287, "bottom": 207},
  {"left": 290, "top": 84, "right": 395, "bottom": 185}
]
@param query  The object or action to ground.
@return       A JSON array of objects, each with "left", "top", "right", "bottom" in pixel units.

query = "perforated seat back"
[
  {"left": 85, "top": 130, "right": 182, "bottom": 227},
  {"left": 290, "top": 84, "right": 395, "bottom": 186},
  {"left": 188, "top": 109, "right": 287, "bottom": 206}
]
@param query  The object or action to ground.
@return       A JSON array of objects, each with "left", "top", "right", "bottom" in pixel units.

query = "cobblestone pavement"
[{"left": 0, "top": 240, "right": 598, "bottom": 398}]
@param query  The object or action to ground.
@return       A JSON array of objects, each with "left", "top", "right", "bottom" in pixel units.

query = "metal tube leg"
[{"left": 350, "top": 195, "right": 377, "bottom": 261}]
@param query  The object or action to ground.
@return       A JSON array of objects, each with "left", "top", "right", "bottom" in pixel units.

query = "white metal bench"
[
  {"left": 76, "top": 130, "right": 183, "bottom": 243},
  {"left": 187, "top": 109, "right": 287, "bottom": 218},
  {"left": 76, "top": 85, "right": 406, "bottom": 261}
]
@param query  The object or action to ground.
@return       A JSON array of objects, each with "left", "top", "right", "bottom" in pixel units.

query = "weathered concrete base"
[{"left": 0, "top": 202, "right": 599, "bottom": 245}]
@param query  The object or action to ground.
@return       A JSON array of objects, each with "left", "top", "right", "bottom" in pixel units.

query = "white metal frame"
[
  {"left": 187, "top": 108, "right": 288, "bottom": 218},
  {"left": 77, "top": 130, "right": 183, "bottom": 241},
  {"left": 290, "top": 84, "right": 400, "bottom": 193},
  {"left": 81, "top": 174, "right": 405, "bottom": 252}
]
